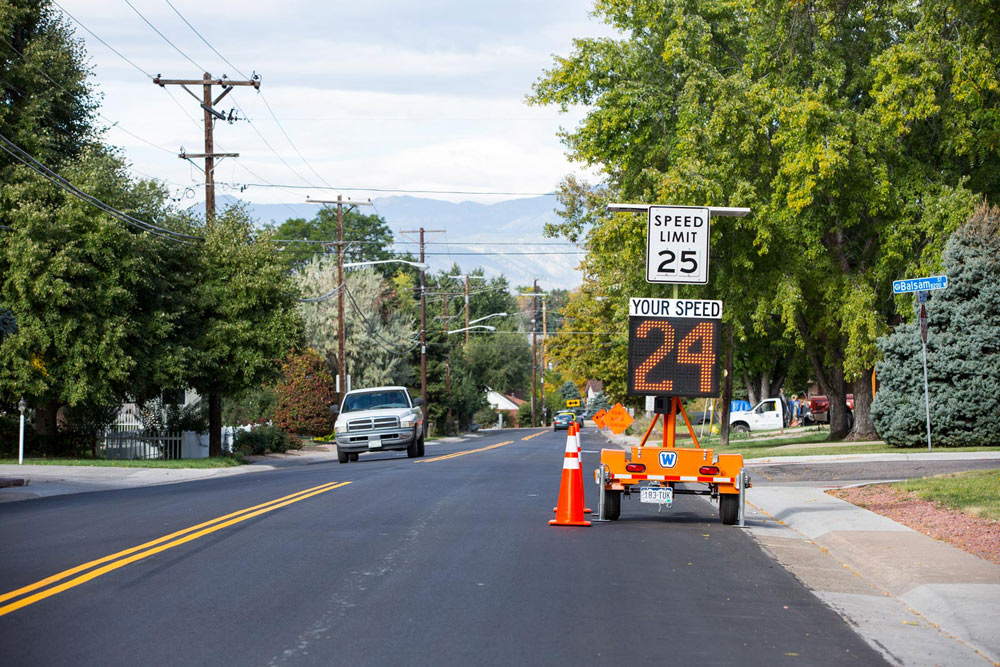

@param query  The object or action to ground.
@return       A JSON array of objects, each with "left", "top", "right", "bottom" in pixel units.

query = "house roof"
[{"left": 584, "top": 379, "right": 604, "bottom": 394}]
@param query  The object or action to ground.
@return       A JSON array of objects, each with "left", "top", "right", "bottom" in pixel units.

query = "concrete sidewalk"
[
  {"left": 598, "top": 429, "right": 1000, "bottom": 666},
  {"left": 0, "top": 447, "right": 343, "bottom": 502}
]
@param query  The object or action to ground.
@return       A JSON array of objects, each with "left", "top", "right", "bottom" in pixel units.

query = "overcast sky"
[{"left": 58, "top": 0, "right": 615, "bottom": 205}]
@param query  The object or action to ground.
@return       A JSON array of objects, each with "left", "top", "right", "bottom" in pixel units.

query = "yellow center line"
[
  {"left": 0, "top": 481, "right": 351, "bottom": 617},
  {"left": 414, "top": 441, "right": 514, "bottom": 463},
  {"left": 521, "top": 429, "right": 548, "bottom": 441}
]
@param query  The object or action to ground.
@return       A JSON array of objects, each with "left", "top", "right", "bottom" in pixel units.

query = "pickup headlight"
[
  {"left": 400, "top": 414, "right": 417, "bottom": 428},
  {"left": 334, "top": 421, "right": 347, "bottom": 434}
]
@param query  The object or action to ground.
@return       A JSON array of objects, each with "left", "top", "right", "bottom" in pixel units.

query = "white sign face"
[
  {"left": 628, "top": 298, "right": 723, "bottom": 319},
  {"left": 647, "top": 206, "right": 710, "bottom": 284}
]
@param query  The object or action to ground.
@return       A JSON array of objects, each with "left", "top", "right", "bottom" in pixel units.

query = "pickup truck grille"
[{"left": 347, "top": 416, "right": 400, "bottom": 431}]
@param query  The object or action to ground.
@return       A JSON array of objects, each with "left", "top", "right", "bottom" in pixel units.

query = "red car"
[{"left": 806, "top": 394, "right": 854, "bottom": 425}]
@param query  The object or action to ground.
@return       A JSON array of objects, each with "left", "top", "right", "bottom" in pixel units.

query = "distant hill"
[{"left": 192, "top": 195, "right": 583, "bottom": 290}]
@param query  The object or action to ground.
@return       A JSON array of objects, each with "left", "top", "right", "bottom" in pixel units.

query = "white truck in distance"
[
  {"left": 729, "top": 398, "right": 788, "bottom": 433},
  {"left": 332, "top": 386, "right": 425, "bottom": 463}
]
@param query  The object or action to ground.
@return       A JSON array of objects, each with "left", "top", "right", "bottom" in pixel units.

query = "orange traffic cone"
[
  {"left": 554, "top": 423, "right": 592, "bottom": 514},
  {"left": 550, "top": 423, "right": 591, "bottom": 527}
]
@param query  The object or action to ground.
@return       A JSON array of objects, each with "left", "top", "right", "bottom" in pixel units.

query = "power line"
[
  {"left": 0, "top": 130, "right": 201, "bottom": 243},
  {"left": 213, "top": 181, "right": 558, "bottom": 196},
  {"left": 163, "top": 0, "right": 250, "bottom": 79},
  {"left": 124, "top": 0, "right": 206, "bottom": 72},
  {"left": 52, "top": 1, "right": 153, "bottom": 78}
]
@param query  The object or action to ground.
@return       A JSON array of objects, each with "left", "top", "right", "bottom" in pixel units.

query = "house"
[
  {"left": 584, "top": 380, "right": 604, "bottom": 401},
  {"left": 486, "top": 390, "right": 527, "bottom": 427}
]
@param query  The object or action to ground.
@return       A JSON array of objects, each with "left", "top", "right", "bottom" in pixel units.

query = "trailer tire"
[
  {"left": 720, "top": 494, "right": 739, "bottom": 525},
  {"left": 337, "top": 448, "right": 349, "bottom": 464},
  {"left": 603, "top": 489, "right": 621, "bottom": 521}
]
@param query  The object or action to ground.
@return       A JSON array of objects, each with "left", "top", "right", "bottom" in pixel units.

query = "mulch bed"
[{"left": 829, "top": 484, "right": 1000, "bottom": 566}]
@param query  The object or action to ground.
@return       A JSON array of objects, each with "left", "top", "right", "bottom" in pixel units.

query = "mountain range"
[{"left": 203, "top": 194, "right": 584, "bottom": 290}]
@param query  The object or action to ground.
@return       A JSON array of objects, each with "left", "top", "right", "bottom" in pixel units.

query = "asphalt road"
[{"left": 0, "top": 428, "right": 885, "bottom": 666}]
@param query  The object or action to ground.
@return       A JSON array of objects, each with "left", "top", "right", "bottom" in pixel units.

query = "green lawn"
[
  {"left": 894, "top": 469, "right": 1000, "bottom": 521},
  {"left": 0, "top": 456, "right": 245, "bottom": 468},
  {"left": 623, "top": 430, "right": 1000, "bottom": 460}
]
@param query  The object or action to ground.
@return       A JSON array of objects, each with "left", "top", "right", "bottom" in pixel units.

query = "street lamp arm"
[
  {"left": 467, "top": 312, "right": 508, "bottom": 326},
  {"left": 446, "top": 325, "right": 496, "bottom": 335}
]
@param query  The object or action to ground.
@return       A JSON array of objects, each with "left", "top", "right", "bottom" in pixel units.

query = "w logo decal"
[{"left": 659, "top": 451, "right": 678, "bottom": 468}]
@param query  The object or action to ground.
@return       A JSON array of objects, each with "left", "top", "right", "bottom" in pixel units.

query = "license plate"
[
  {"left": 368, "top": 434, "right": 382, "bottom": 448},
  {"left": 640, "top": 486, "right": 673, "bottom": 505}
]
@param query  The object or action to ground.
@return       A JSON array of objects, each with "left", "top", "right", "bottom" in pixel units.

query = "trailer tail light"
[
  {"left": 699, "top": 465, "right": 720, "bottom": 476},
  {"left": 626, "top": 463, "right": 646, "bottom": 473}
]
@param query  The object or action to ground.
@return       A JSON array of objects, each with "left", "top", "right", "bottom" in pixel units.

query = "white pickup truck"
[
  {"left": 332, "top": 386, "right": 425, "bottom": 463},
  {"left": 729, "top": 397, "right": 789, "bottom": 433}
]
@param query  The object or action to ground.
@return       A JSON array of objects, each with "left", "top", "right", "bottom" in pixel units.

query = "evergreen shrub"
[{"left": 871, "top": 203, "right": 1000, "bottom": 446}]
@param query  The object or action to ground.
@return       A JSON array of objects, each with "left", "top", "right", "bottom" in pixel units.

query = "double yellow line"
[
  {"left": 415, "top": 441, "right": 514, "bottom": 463},
  {"left": 0, "top": 480, "right": 351, "bottom": 617}
]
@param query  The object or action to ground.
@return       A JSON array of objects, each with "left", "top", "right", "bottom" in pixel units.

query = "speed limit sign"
[{"left": 647, "top": 205, "right": 710, "bottom": 284}]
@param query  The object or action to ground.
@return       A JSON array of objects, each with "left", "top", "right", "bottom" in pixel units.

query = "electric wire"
[
  {"left": 163, "top": 0, "right": 250, "bottom": 79},
  {"left": 343, "top": 284, "right": 416, "bottom": 354},
  {"left": 123, "top": 0, "right": 206, "bottom": 73},
  {"left": 0, "top": 130, "right": 202, "bottom": 242},
  {"left": 52, "top": 1, "right": 154, "bottom": 78},
  {"left": 215, "top": 181, "right": 557, "bottom": 196}
]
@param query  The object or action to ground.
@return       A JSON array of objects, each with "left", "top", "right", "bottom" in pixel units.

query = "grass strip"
[
  {"left": 0, "top": 456, "right": 245, "bottom": 468},
  {"left": 893, "top": 469, "right": 1000, "bottom": 521}
]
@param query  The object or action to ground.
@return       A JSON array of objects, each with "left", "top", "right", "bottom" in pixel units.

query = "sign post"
[{"left": 893, "top": 275, "right": 947, "bottom": 452}]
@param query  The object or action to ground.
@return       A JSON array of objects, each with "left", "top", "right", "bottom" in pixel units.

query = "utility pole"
[
  {"left": 154, "top": 71, "right": 259, "bottom": 458},
  {"left": 541, "top": 296, "right": 547, "bottom": 427},
  {"left": 465, "top": 275, "right": 470, "bottom": 344},
  {"left": 400, "top": 228, "right": 444, "bottom": 411},
  {"left": 531, "top": 279, "right": 538, "bottom": 428},
  {"left": 306, "top": 196, "right": 372, "bottom": 399}
]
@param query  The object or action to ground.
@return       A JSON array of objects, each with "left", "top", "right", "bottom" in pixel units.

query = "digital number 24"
[
  {"left": 634, "top": 321, "right": 714, "bottom": 393},
  {"left": 657, "top": 249, "right": 698, "bottom": 274}
]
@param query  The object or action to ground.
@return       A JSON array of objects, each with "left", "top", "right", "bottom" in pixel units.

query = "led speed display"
[{"left": 627, "top": 316, "right": 720, "bottom": 397}]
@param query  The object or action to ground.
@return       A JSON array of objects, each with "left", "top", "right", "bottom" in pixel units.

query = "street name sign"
[
  {"left": 647, "top": 206, "right": 710, "bottom": 284},
  {"left": 892, "top": 275, "right": 947, "bottom": 294},
  {"left": 627, "top": 298, "right": 722, "bottom": 397}
]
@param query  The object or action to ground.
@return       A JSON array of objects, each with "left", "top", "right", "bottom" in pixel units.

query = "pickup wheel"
[
  {"left": 731, "top": 423, "right": 749, "bottom": 434},
  {"left": 416, "top": 436, "right": 425, "bottom": 457},
  {"left": 406, "top": 438, "right": 419, "bottom": 458},
  {"left": 720, "top": 494, "right": 739, "bottom": 525},
  {"left": 602, "top": 489, "right": 621, "bottom": 521},
  {"left": 348, "top": 452, "right": 359, "bottom": 462},
  {"left": 337, "top": 448, "right": 349, "bottom": 464}
]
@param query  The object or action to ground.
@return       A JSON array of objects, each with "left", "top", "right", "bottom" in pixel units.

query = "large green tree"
[
  {"left": 186, "top": 206, "right": 303, "bottom": 456},
  {"left": 269, "top": 207, "right": 403, "bottom": 274},
  {"left": 530, "top": 0, "right": 997, "bottom": 440},
  {"left": 0, "top": 144, "right": 197, "bottom": 434}
]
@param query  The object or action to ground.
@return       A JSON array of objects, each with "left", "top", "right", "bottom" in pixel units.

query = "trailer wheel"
[
  {"left": 337, "top": 448, "right": 349, "bottom": 464},
  {"left": 603, "top": 489, "right": 621, "bottom": 521},
  {"left": 719, "top": 494, "right": 739, "bottom": 525}
]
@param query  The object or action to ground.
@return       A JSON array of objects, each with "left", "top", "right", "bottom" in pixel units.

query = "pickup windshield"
[{"left": 341, "top": 390, "right": 410, "bottom": 413}]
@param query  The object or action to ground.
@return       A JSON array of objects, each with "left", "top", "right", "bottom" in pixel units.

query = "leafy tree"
[
  {"left": 871, "top": 203, "right": 1000, "bottom": 447},
  {"left": 530, "top": 0, "right": 997, "bottom": 442},
  {"left": 272, "top": 349, "right": 337, "bottom": 437},
  {"left": 0, "top": 145, "right": 197, "bottom": 434},
  {"left": 222, "top": 385, "right": 277, "bottom": 426},
  {"left": 0, "top": 0, "right": 96, "bottom": 175},
  {"left": 269, "top": 207, "right": 403, "bottom": 275},
  {"left": 297, "top": 261, "right": 415, "bottom": 388},
  {"left": 186, "top": 205, "right": 303, "bottom": 456},
  {"left": 462, "top": 331, "right": 530, "bottom": 396}
]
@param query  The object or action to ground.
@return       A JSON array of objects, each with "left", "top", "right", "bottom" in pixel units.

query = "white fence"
[{"left": 100, "top": 431, "right": 183, "bottom": 460}]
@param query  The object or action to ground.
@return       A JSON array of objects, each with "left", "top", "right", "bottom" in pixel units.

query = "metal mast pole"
[{"left": 531, "top": 279, "right": 538, "bottom": 428}]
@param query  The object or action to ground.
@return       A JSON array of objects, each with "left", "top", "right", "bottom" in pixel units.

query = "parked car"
[
  {"left": 553, "top": 412, "right": 576, "bottom": 431},
  {"left": 805, "top": 394, "right": 854, "bottom": 426}
]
